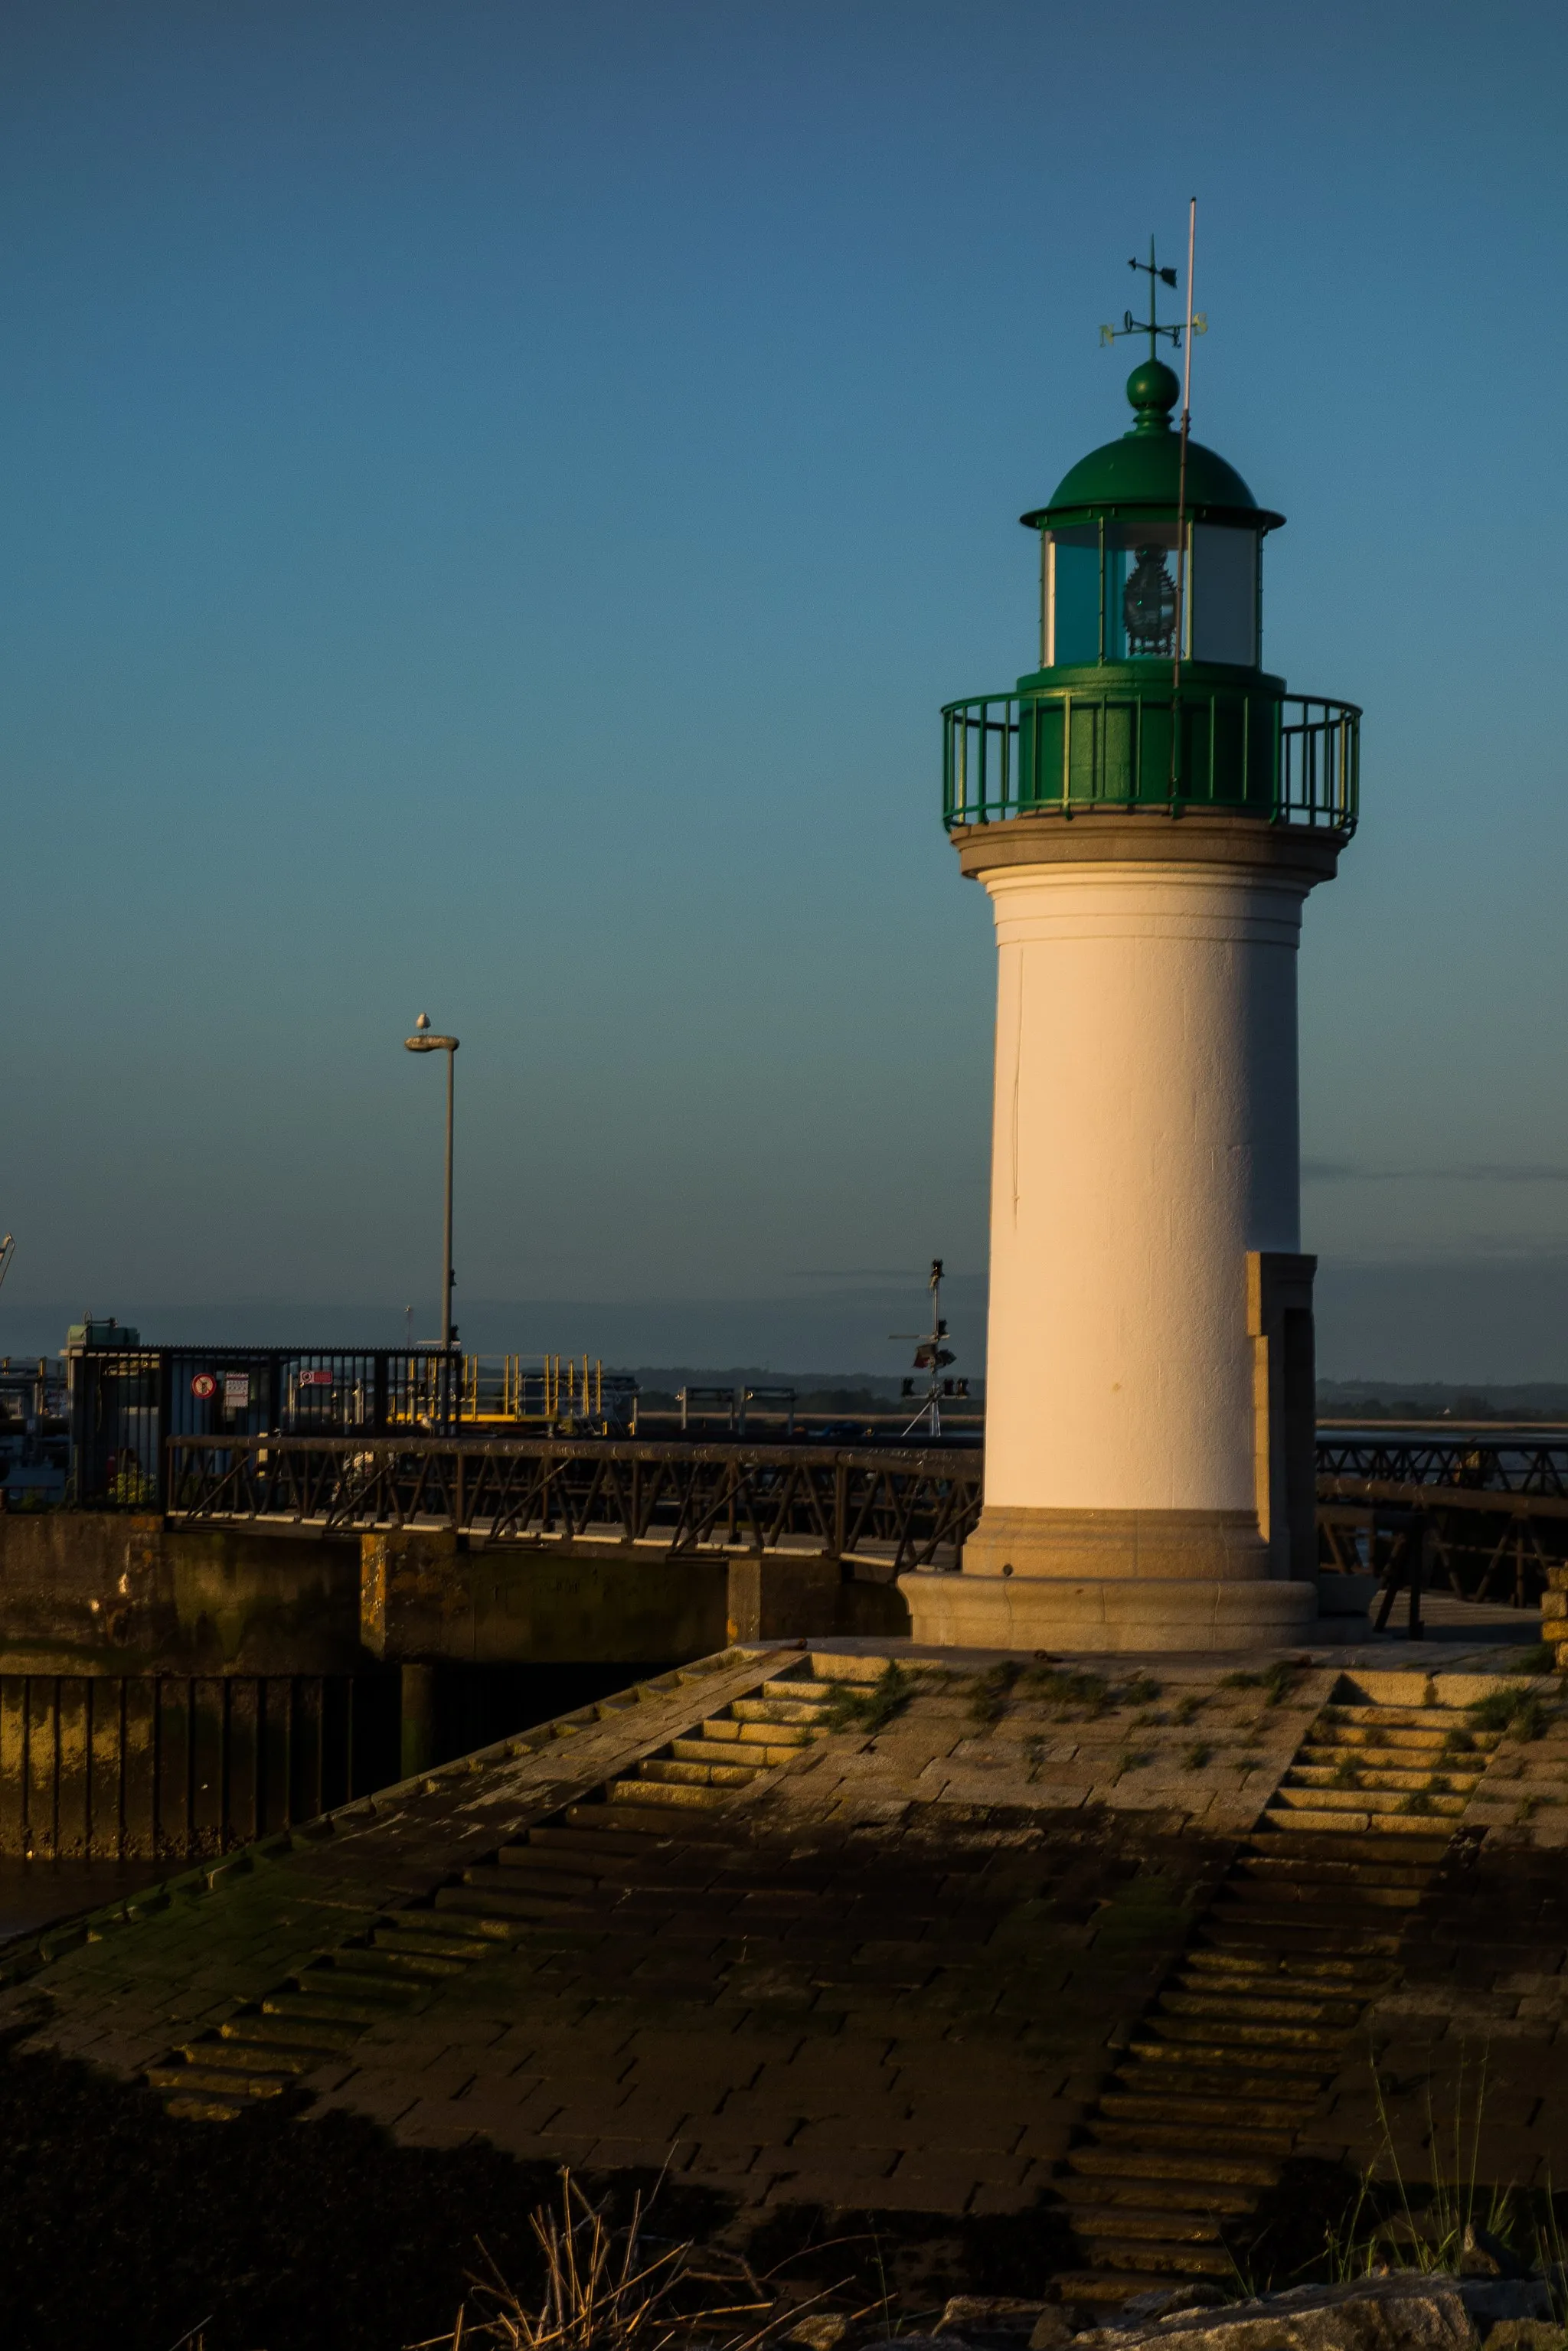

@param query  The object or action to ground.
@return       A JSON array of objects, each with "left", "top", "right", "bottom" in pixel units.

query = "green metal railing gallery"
[{"left": 942, "top": 687, "right": 1360, "bottom": 832}]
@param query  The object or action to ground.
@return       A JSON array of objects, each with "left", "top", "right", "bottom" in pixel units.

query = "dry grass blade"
[{"left": 414, "top": 2171, "right": 859, "bottom": 2351}]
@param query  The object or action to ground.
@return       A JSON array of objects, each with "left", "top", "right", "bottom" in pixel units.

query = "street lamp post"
[{"left": 404, "top": 1015, "right": 460, "bottom": 1415}]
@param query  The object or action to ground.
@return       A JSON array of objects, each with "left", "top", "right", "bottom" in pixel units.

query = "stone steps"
[
  {"left": 1222, "top": 1880, "right": 1429, "bottom": 1918},
  {"left": 371, "top": 1924, "right": 501, "bottom": 1963},
  {"left": 145, "top": 1660, "right": 844, "bottom": 2118},
  {"left": 1181, "top": 1948, "right": 1392, "bottom": 1987},
  {"left": 262, "top": 1990, "right": 400, "bottom": 2026},
  {"left": 636, "top": 1756, "right": 760, "bottom": 1790},
  {"left": 1113, "top": 2059, "right": 1328, "bottom": 2102},
  {"left": 300, "top": 1960, "right": 432, "bottom": 1998},
  {"left": 1053, "top": 2269, "right": 1207, "bottom": 2301},
  {"left": 669, "top": 1735, "right": 801, "bottom": 1768},
  {"left": 564, "top": 1798, "right": 727, "bottom": 1835},
  {"left": 1201, "top": 1919, "right": 1402, "bottom": 1960},
  {"left": 1089, "top": 2117, "right": 1293, "bottom": 2160},
  {"left": 332, "top": 1941, "right": 468, "bottom": 1979},
  {"left": 443, "top": 1880, "right": 578, "bottom": 1920},
  {"left": 1099, "top": 2106, "right": 1316, "bottom": 2144},
  {"left": 1245, "top": 1824, "right": 1452, "bottom": 1860},
  {"left": 1128, "top": 2034, "right": 1333, "bottom": 2074},
  {"left": 1289, "top": 1763, "right": 1480, "bottom": 1794},
  {"left": 1057, "top": 1690, "right": 1481, "bottom": 2301},
  {"left": 1231, "top": 1854, "right": 1431, "bottom": 1891},
  {"left": 1269, "top": 1784, "right": 1467, "bottom": 1819},
  {"left": 730, "top": 1696, "right": 827, "bottom": 1726},
  {"left": 1296, "top": 1739, "right": 1483, "bottom": 1768},
  {"left": 1067, "top": 2145, "right": 1280, "bottom": 2189},
  {"left": 220, "top": 2014, "right": 361, "bottom": 2052},
  {"left": 1057, "top": 2176, "right": 1256, "bottom": 2216},
  {"left": 720, "top": 1711, "right": 821, "bottom": 1739},
  {"left": 149, "top": 2062, "right": 286, "bottom": 2104},
  {"left": 1322, "top": 1703, "right": 1485, "bottom": 1729},
  {"left": 1071, "top": 2206, "right": 1227, "bottom": 2245},
  {"left": 606, "top": 1775, "right": 727, "bottom": 1810},
  {"left": 176, "top": 2035, "right": 322, "bottom": 2075},
  {"left": 1256, "top": 1804, "right": 1455, "bottom": 1836},
  {"left": 1146, "top": 2001, "right": 1352, "bottom": 2048},
  {"left": 525, "top": 1824, "right": 654, "bottom": 1860},
  {"left": 497, "top": 1847, "right": 603, "bottom": 1883},
  {"left": 1161, "top": 1987, "right": 1363, "bottom": 2027}
]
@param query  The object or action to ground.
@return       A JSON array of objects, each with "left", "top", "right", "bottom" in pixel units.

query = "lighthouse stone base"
[
  {"left": 945, "top": 1504, "right": 1320, "bottom": 1648},
  {"left": 898, "top": 1552, "right": 1319, "bottom": 1656}
]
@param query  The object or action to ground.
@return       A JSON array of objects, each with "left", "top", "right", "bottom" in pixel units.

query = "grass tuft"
[
  {"left": 817, "top": 1663, "right": 918, "bottom": 1738},
  {"left": 1024, "top": 1667, "right": 1113, "bottom": 1719},
  {"left": 1256, "top": 2050, "right": 1561, "bottom": 2307},
  {"left": 1506, "top": 1641, "right": 1559, "bottom": 1676},
  {"left": 1471, "top": 1688, "right": 1550, "bottom": 1742},
  {"left": 964, "top": 1660, "right": 1022, "bottom": 1730},
  {"left": 1262, "top": 1660, "right": 1303, "bottom": 1707},
  {"left": 1219, "top": 1664, "right": 1302, "bottom": 1705}
]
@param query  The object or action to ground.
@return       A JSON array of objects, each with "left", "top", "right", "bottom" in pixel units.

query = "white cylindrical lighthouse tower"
[{"left": 902, "top": 341, "right": 1359, "bottom": 1652}]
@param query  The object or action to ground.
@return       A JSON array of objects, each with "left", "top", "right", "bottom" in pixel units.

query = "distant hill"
[{"left": 1318, "top": 1378, "right": 1568, "bottom": 1419}]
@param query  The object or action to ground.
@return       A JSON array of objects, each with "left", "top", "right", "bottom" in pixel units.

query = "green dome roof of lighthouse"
[{"left": 1021, "top": 361, "right": 1284, "bottom": 533}]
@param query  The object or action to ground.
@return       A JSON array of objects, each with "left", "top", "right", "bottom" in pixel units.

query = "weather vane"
[{"left": 1100, "top": 237, "right": 1207, "bottom": 359}]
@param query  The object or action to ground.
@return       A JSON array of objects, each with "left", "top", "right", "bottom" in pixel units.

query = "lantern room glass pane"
[
  {"left": 1190, "top": 525, "right": 1258, "bottom": 665},
  {"left": 1105, "top": 521, "right": 1180, "bottom": 661},
  {"left": 1046, "top": 530, "right": 1099, "bottom": 665}
]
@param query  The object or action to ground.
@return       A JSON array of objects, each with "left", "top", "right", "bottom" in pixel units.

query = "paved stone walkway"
[
  {"left": 0, "top": 1650, "right": 788, "bottom": 2081},
  {"left": 2, "top": 1639, "right": 1563, "bottom": 2235}
]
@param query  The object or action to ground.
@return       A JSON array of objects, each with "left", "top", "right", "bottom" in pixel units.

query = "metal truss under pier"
[
  {"left": 168, "top": 1435, "right": 983, "bottom": 1574},
  {"left": 1318, "top": 1434, "right": 1568, "bottom": 1606},
  {"left": 155, "top": 1429, "right": 1568, "bottom": 1605},
  {"left": 1317, "top": 1435, "right": 1568, "bottom": 1496}
]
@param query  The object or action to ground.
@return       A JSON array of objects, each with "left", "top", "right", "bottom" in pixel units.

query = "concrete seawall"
[
  {"left": 0, "top": 1517, "right": 910, "bottom": 1851},
  {"left": 0, "top": 1514, "right": 910, "bottom": 1680}
]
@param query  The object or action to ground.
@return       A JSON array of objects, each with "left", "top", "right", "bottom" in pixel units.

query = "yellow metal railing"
[{"left": 460, "top": 1354, "right": 607, "bottom": 1426}]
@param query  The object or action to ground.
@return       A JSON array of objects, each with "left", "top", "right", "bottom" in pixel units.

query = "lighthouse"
[{"left": 902, "top": 256, "right": 1360, "bottom": 1652}]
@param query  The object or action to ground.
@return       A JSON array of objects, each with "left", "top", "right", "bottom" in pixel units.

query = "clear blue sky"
[{"left": 2, "top": 0, "right": 1565, "bottom": 1377}]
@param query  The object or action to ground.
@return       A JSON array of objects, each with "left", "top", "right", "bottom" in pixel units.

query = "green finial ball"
[{"left": 1125, "top": 357, "right": 1180, "bottom": 433}]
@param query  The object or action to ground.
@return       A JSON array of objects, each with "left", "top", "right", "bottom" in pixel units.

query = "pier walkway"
[{"left": 2, "top": 1636, "right": 1566, "bottom": 2264}]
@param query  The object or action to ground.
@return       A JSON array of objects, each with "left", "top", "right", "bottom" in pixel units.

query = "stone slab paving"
[
  {"left": 0, "top": 1649, "right": 791, "bottom": 2078},
  {"left": 0, "top": 1646, "right": 1335, "bottom": 2212},
  {"left": 1, "top": 1636, "right": 1560, "bottom": 2231}
]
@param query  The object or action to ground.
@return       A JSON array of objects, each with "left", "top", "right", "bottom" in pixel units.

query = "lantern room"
[
  {"left": 1024, "top": 357, "right": 1281, "bottom": 678},
  {"left": 941, "top": 340, "right": 1358, "bottom": 833}
]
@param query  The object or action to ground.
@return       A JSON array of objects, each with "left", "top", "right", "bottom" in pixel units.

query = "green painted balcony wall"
[{"left": 1013, "top": 661, "right": 1283, "bottom": 816}]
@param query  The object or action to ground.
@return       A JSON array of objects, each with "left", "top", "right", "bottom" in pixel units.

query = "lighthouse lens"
[
  {"left": 1104, "top": 523, "right": 1181, "bottom": 661},
  {"left": 1122, "top": 545, "right": 1178, "bottom": 655}
]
